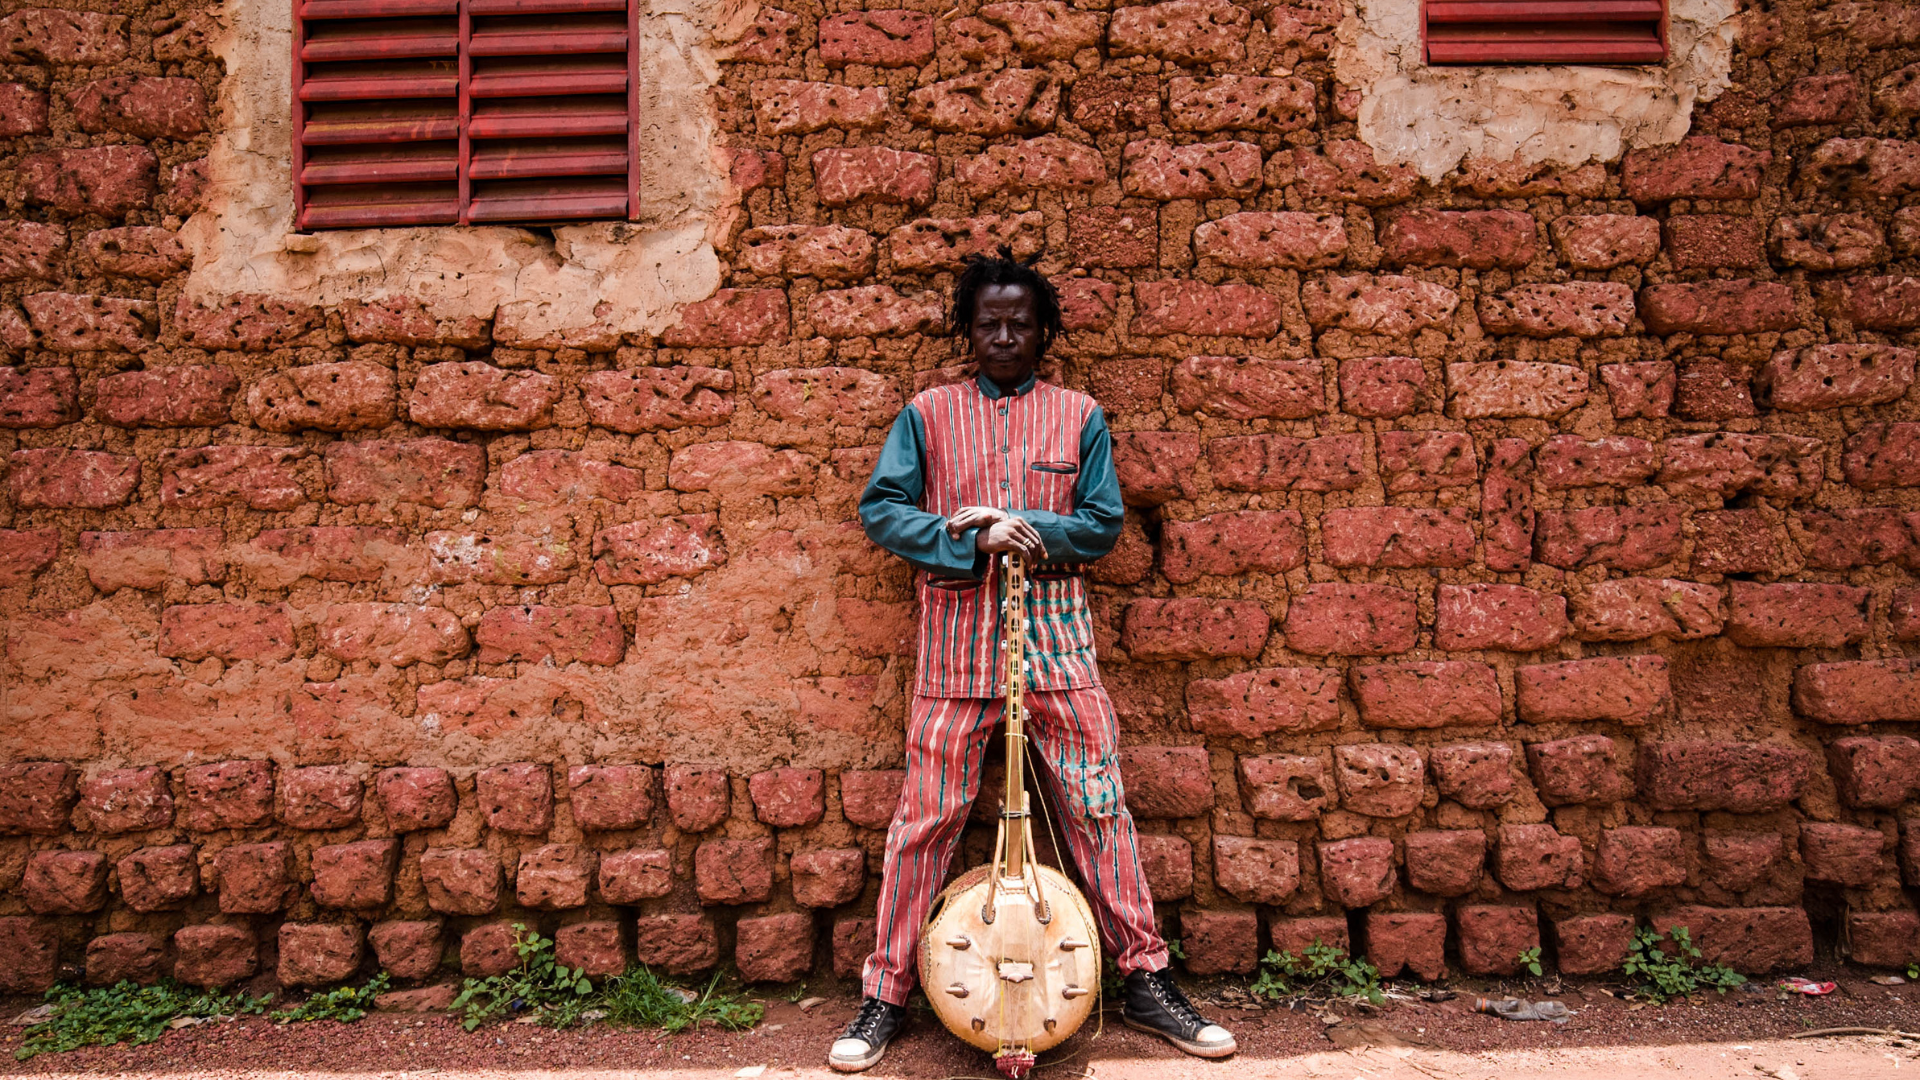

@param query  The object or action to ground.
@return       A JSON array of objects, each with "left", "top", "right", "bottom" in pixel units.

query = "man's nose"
[{"left": 991, "top": 321, "right": 1014, "bottom": 345}]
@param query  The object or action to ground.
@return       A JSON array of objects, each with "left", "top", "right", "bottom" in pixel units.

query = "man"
[{"left": 833, "top": 250, "right": 1236, "bottom": 1071}]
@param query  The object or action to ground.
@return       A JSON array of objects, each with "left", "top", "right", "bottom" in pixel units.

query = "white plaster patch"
[
  {"left": 1332, "top": 0, "right": 1738, "bottom": 182},
  {"left": 181, "top": 0, "right": 746, "bottom": 344}
]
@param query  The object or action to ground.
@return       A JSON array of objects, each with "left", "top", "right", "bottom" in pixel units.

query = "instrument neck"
[{"left": 1002, "top": 554, "right": 1028, "bottom": 879}]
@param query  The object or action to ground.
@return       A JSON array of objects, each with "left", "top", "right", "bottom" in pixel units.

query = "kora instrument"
[{"left": 917, "top": 554, "right": 1102, "bottom": 1080}]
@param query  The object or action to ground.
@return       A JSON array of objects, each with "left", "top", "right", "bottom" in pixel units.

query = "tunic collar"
[{"left": 975, "top": 370, "right": 1037, "bottom": 400}]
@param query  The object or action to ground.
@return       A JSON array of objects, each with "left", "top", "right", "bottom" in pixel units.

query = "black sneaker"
[
  {"left": 1121, "top": 968, "right": 1238, "bottom": 1058},
  {"left": 828, "top": 997, "right": 908, "bottom": 1072}
]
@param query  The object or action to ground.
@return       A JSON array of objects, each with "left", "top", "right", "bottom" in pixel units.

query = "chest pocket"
[{"left": 1024, "top": 458, "right": 1079, "bottom": 513}]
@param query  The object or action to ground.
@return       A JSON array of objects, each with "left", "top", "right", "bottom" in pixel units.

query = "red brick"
[
  {"left": 117, "top": 845, "right": 196, "bottom": 911},
  {"left": 311, "top": 839, "right": 397, "bottom": 909},
  {"left": 1622, "top": 137, "right": 1770, "bottom": 201},
  {"left": 555, "top": 922, "right": 626, "bottom": 978},
  {"left": 740, "top": 225, "right": 874, "bottom": 281},
  {"left": 1131, "top": 280, "right": 1281, "bottom": 338},
  {"left": 1494, "top": 824, "right": 1582, "bottom": 891},
  {"left": 1118, "top": 746, "right": 1214, "bottom": 819},
  {"left": 1405, "top": 830, "right": 1485, "bottom": 896},
  {"left": 1377, "top": 430, "right": 1475, "bottom": 492},
  {"left": 1637, "top": 742, "right": 1812, "bottom": 812},
  {"left": 71, "top": 76, "right": 205, "bottom": 139},
  {"left": 1771, "top": 73, "right": 1859, "bottom": 126},
  {"left": 659, "top": 289, "right": 789, "bottom": 348},
  {"left": 1553, "top": 914, "right": 1636, "bottom": 975},
  {"left": 715, "top": 7, "right": 796, "bottom": 62},
  {"left": 1795, "top": 508, "right": 1913, "bottom": 569},
  {"left": 1533, "top": 504, "right": 1681, "bottom": 571},
  {"left": 318, "top": 603, "right": 467, "bottom": 666},
  {"left": 1055, "top": 277, "right": 1118, "bottom": 331},
  {"left": 1161, "top": 510, "right": 1305, "bottom": 582},
  {"left": 215, "top": 842, "right": 291, "bottom": 913},
  {"left": 0, "top": 82, "right": 47, "bottom": 136},
  {"left": 1338, "top": 357, "right": 1424, "bottom": 418},
  {"left": 1179, "top": 909, "right": 1258, "bottom": 974},
  {"left": 24, "top": 849, "right": 107, "bottom": 913},
  {"left": 1121, "top": 598, "right": 1269, "bottom": 660},
  {"left": 22, "top": 291, "right": 157, "bottom": 352},
  {"left": 1429, "top": 742, "right": 1514, "bottom": 808},
  {"left": 1893, "top": 589, "right": 1920, "bottom": 641},
  {"left": 1134, "top": 834, "right": 1192, "bottom": 901},
  {"left": 906, "top": 69, "right": 1059, "bottom": 135},
  {"left": 737, "top": 912, "right": 814, "bottom": 982},
  {"left": 0, "top": 529, "right": 58, "bottom": 586},
  {"left": 475, "top": 605, "right": 625, "bottom": 666},
  {"left": 0, "top": 222, "right": 66, "bottom": 281},
  {"left": 460, "top": 923, "right": 520, "bottom": 977},
  {"left": 599, "top": 848, "right": 673, "bottom": 903},
  {"left": 172, "top": 924, "right": 256, "bottom": 988},
  {"left": 839, "top": 769, "right": 903, "bottom": 829},
  {"left": 1758, "top": 344, "right": 1914, "bottom": 412},
  {"left": 1269, "top": 915, "right": 1350, "bottom": 958},
  {"left": 1349, "top": 661, "right": 1500, "bottom": 729},
  {"left": 278, "top": 766, "right": 362, "bottom": 830},
  {"left": 1477, "top": 282, "right": 1635, "bottom": 338},
  {"left": 419, "top": 848, "right": 502, "bottom": 915},
  {"left": 1120, "top": 139, "right": 1262, "bottom": 200},
  {"left": 1112, "top": 430, "right": 1200, "bottom": 504},
  {"left": 1188, "top": 667, "right": 1337, "bottom": 737},
  {"left": 1826, "top": 736, "right": 1920, "bottom": 808},
  {"left": 1675, "top": 360, "right": 1752, "bottom": 421},
  {"left": 1109, "top": 0, "right": 1249, "bottom": 64},
  {"left": 324, "top": 438, "right": 486, "bottom": 508},
  {"left": 890, "top": 213, "right": 1043, "bottom": 272},
  {"left": 1793, "top": 660, "right": 1920, "bottom": 724},
  {"left": 517, "top": 843, "right": 593, "bottom": 909},
  {"left": 742, "top": 767, "right": 822, "bottom": 828},
  {"left": 1283, "top": 583, "right": 1416, "bottom": 656},
  {"left": 1600, "top": 361, "right": 1675, "bottom": 418},
  {"left": 1803, "top": 139, "right": 1920, "bottom": 200},
  {"left": 0, "top": 9, "right": 135, "bottom": 63},
  {"left": 173, "top": 293, "right": 321, "bottom": 351},
  {"left": 1640, "top": 281, "right": 1796, "bottom": 335},
  {"left": 669, "top": 441, "right": 813, "bottom": 497},
  {"left": 1726, "top": 581, "right": 1869, "bottom": 648},
  {"left": 1316, "top": 836, "right": 1395, "bottom": 906},
  {"left": 1319, "top": 507, "right": 1475, "bottom": 568},
  {"left": 426, "top": 531, "right": 576, "bottom": 586},
  {"left": 1384, "top": 209, "right": 1534, "bottom": 270},
  {"left": 1272, "top": 139, "right": 1419, "bottom": 205},
  {"left": 1551, "top": 214, "right": 1660, "bottom": 269},
  {"left": 1264, "top": 0, "right": 1339, "bottom": 54},
  {"left": 160, "top": 604, "right": 294, "bottom": 664},
  {"left": 180, "top": 760, "right": 275, "bottom": 830},
  {"left": 1829, "top": 276, "right": 1920, "bottom": 333},
  {"left": 1206, "top": 432, "right": 1365, "bottom": 493},
  {"left": 1333, "top": 744, "right": 1423, "bottom": 818},
  {"left": 666, "top": 765, "right": 731, "bottom": 832},
  {"left": 248, "top": 361, "right": 396, "bottom": 432},
  {"left": 0, "top": 366, "right": 77, "bottom": 427},
  {"left": 827, "top": 917, "right": 873, "bottom": 979},
  {"left": 19, "top": 146, "right": 157, "bottom": 217},
  {"left": 497, "top": 451, "right": 645, "bottom": 507},
  {"left": 565, "top": 765, "right": 655, "bottom": 831},
  {"left": 1236, "top": 753, "right": 1333, "bottom": 821},
  {"left": 1769, "top": 213, "right": 1887, "bottom": 271},
  {"left": 1194, "top": 838, "right": 1292, "bottom": 908},
  {"left": 0, "top": 762, "right": 75, "bottom": 835},
  {"left": 1068, "top": 73, "right": 1160, "bottom": 132},
  {"left": 955, "top": 136, "right": 1105, "bottom": 195},
  {"left": 77, "top": 768, "right": 173, "bottom": 834},
  {"left": 1366, "top": 912, "right": 1445, "bottom": 980},
  {"left": 1534, "top": 435, "right": 1659, "bottom": 489},
  {"left": 407, "top": 362, "right": 558, "bottom": 431},
  {"left": 1662, "top": 432, "right": 1823, "bottom": 498},
  {"left": 1801, "top": 823, "right": 1887, "bottom": 886},
  {"left": 1844, "top": 423, "right": 1920, "bottom": 489},
  {"left": 86, "top": 933, "right": 168, "bottom": 986},
  {"left": 1447, "top": 360, "right": 1588, "bottom": 418},
  {"left": 1167, "top": 75, "right": 1314, "bottom": 133},
  {"left": 1068, "top": 206, "right": 1157, "bottom": 268},
  {"left": 1664, "top": 214, "right": 1766, "bottom": 269},
  {"left": 1849, "top": 911, "right": 1920, "bottom": 968},
  {"left": 810, "top": 147, "right": 937, "bottom": 208},
  {"left": 818, "top": 10, "right": 934, "bottom": 66},
  {"left": 783, "top": 847, "right": 860, "bottom": 908},
  {"left": 240, "top": 526, "right": 400, "bottom": 587},
  {"left": 1516, "top": 655, "right": 1670, "bottom": 726},
  {"left": 1302, "top": 274, "right": 1458, "bottom": 335},
  {"left": 750, "top": 79, "right": 888, "bottom": 135},
  {"left": 1194, "top": 212, "right": 1345, "bottom": 270},
  {"left": 1572, "top": 578, "right": 1723, "bottom": 641},
  {"left": 476, "top": 763, "right": 553, "bottom": 834},
  {"left": 157, "top": 446, "right": 303, "bottom": 510},
  {"left": 1436, "top": 585, "right": 1568, "bottom": 652},
  {"left": 1527, "top": 735, "right": 1628, "bottom": 807},
  {"left": 594, "top": 516, "right": 726, "bottom": 585},
  {"left": 695, "top": 837, "right": 774, "bottom": 904},
  {"left": 339, "top": 296, "right": 489, "bottom": 349},
  {"left": 808, "top": 285, "right": 942, "bottom": 337}
]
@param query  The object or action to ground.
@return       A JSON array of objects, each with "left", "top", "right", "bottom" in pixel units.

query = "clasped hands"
[{"left": 946, "top": 505, "right": 1047, "bottom": 563}]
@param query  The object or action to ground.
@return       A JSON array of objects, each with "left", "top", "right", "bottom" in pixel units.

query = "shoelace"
[
  {"left": 1149, "top": 971, "right": 1208, "bottom": 1031},
  {"left": 844, "top": 998, "right": 893, "bottom": 1043}
]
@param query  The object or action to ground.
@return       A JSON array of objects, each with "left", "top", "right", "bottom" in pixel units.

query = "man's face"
[{"left": 969, "top": 282, "right": 1043, "bottom": 390}]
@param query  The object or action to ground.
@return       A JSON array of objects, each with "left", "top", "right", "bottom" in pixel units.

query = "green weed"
[
  {"left": 601, "top": 968, "right": 764, "bottom": 1033},
  {"left": 1516, "top": 946, "right": 1544, "bottom": 978},
  {"left": 15, "top": 980, "right": 271, "bottom": 1061},
  {"left": 276, "top": 973, "right": 390, "bottom": 1024},
  {"left": 1250, "top": 941, "right": 1386, "bottom": 1005},
  {"left": 450, "top": 924, "right": 596, "bottom": 1030},
  {"left": 1622, "top": 926, "right": 1745, "bottom": 1003}
]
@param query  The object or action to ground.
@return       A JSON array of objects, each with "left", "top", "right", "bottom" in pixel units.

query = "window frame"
[{"left": 1421, "top": 0, "right": 1670, "bottom": 66}]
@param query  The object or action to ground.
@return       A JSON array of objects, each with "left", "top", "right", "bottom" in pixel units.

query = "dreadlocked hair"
[{"left": 948, "top": 245, "right": 1065, "bottom": 355}]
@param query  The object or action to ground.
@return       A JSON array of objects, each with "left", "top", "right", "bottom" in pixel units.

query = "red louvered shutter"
[
  {"left": 1425, "top": 0, "right": 1667, "bottom": 65},
  {"left": 294, "top": 0, "right": 637, "bottom": 229}
]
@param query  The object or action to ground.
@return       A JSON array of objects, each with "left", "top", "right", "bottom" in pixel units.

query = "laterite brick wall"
[{"left": 1, "top": 0, "right": 1918, "bottom": 993}]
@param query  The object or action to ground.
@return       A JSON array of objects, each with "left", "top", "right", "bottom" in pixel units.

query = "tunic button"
[
  {"left": 999, "top": 480, "right": 1010, "bottom": 489},
  {"left": 998, "top": 407, "right": 1007, "bottom": 415},
  {"left": 1000, "top": 444, "right": 1010, "bottom": 452}
]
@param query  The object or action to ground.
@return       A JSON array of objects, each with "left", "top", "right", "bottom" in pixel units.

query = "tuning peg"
[
  {"left": 947, "top": 935, "right": 973, "bottom": 950},
  {"left": 1058, "top": 938, "right": 1089, "bottom": 951},
  {"left": 947, "top": 984, "right": 970, "bottom": 998},
  {"left": 1061, "top": 986, "right": 1089, "bottom": 999}
]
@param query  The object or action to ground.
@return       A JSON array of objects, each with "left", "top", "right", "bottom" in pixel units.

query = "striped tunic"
[{"left": 860, "top": 372, "right": 1124, "bottom": 698}]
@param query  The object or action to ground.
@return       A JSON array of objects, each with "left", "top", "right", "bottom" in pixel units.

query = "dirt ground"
[{"left": 4, "top": 965, "right": 1916, "bottom": 1079}]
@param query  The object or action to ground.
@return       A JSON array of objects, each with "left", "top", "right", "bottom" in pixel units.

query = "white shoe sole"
[
  {"left": 1123, "top": 1016, "right": 1239, "bottom": 1059},
  {"left": 828, "top": 1043, "right": 888, "bottom": 1073}
]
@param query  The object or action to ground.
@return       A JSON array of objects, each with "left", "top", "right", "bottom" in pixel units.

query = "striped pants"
[{"left": 862, "top": 687, "right": 1168, "bottom": 1005}]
